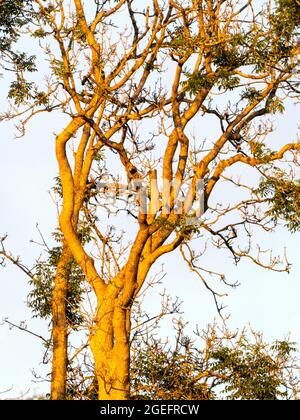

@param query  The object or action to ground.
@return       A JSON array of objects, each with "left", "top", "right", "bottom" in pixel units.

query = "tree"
[
  {"left": 130, "top": 322, "right": 300, "bottom": 400},
  {"left": 1, "top": 0, "right": 300, "bottom": 399}
]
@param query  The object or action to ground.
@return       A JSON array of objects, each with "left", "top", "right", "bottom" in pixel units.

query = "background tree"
[
  {"left": 1, "top": 0, "right": 300, "bottom": 400},
  {"left": 130, "top": 322, "right": 300, "bottom": 400}
]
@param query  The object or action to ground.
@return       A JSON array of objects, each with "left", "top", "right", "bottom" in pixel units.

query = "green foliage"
[
  {"left": 51, "top": 58, "right": 71, "bottom": 79},
  {"left": 253, "top": 0, "right": 300, "bottom": 71},
  {"left": 184, "top": 70, "right": 240, "bottom": 95},
  {"left": 8, "top": 78, "right": 49, "bottom": 106},
  {"left": 32, "top": 29, "right": 48, "bottom": 39},
  {"left": 154, "top": 215, "right": 202, "bottom": 238},
  {"left": 93, "top": 148, "right": 105, "bottom": 163},
  {"left": 183, "top": 72, "right": 216, "bottom": 93},
  {"left": 212, "top": 42, "right": 245, "bottom": 69},
  {"left": 13, "top": 52, "right": 36, "bottom": 72},
  {"left": 0, "top": 1, "right": 36, "bottom": 73},
  {"left": 27, "top": 246, "right": 60, "bottom": 320},
  {"left": 131, "top": 337, "right": 213, "bottom": 400},
  {"left": 28, "top": 175, "right": 94, "bottom": 327},
  {"left": 73, "top": 26, "right": 87, "bottom": 43},
  {"left": 181, "top": 0, "right": 299, "bottom": 98},
  {"left": 0, "top": 1, "right": 32, "bottom": 49},
  {"left": 34, "top": 91, "right": 50, "bottom": 106},
  {"left": 8, "top": 79, "right": 34, "bottom": 105},
  {"left": 209, "top": 337, "right": 296, "bottom": 400},
  {"left": 216, "top": 70, "right": 240, "bottom": 92},
  {"left": 131, "top": 325, "right": 299, "bottom": 400},
  {"left": 0, "top": 2, "right": 49, "bottom": 107},
  {"left": 27, "top": 239, "right": 85, "bottom": 328},
  {"left": 169, "top": 26, "right": 195, "bottom": 56},
  {"left": 257, "top": 169, "right": 300, "bottom": 232},
  {"left": 248, "top": 141, "right": 276, "bottom": 164},
  {"left": 271, "top": 0, "right": 300, "bottom": 42},
  {"left": 267, "top": 97, "right": 285, "bottom": 114},
  {"left": 52, "top": 176, "right": 63, "bottom": 198},
  {"left": 241, "top": 88, "right": 264, "bottom": 103}
]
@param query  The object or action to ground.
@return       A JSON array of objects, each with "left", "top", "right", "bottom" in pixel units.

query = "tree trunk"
[
  {"left": 51, "top": 245, "right": 72, "bottom": 400},
  {"left": 90, "top": 297, "right": 131, "bottom": 400}
]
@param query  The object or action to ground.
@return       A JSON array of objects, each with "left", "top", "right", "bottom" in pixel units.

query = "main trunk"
[
  {"left": 90, "top": 298, "right": 131, "bottom": 400},
  {"left": 50, "top": 245, "right": 72, "bottom": 400}
]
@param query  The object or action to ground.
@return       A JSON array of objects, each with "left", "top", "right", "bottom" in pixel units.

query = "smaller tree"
[{"left": 131, "top": 322, "right": 300, "bottom": 400}]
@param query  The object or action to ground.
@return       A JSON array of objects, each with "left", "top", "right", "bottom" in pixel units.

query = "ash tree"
[{"left": 1, "top": 0, "right": 300, "bottom": 400}]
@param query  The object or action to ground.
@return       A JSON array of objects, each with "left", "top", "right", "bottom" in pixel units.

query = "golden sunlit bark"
[
  {"left": 91, "top": 297, "right": 131, "bottom": 400},
  {"left": 51, "top": 243, "right": 73, "bottom": 400},
  {"left": 51, "top": 123, "right": 102, "bottom": 399},
  {"left": 49, "top": 3, "right": 169, "bottom": 399}
]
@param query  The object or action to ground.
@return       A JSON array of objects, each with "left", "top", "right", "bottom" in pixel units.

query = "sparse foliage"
[{"left": 131, "top": 323, "right": 300, "bottom": 400}]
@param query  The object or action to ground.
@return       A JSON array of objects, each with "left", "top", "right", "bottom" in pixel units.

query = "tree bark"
[
  {"left": 90, "top": 296, "right": 131, "bottom": 400},
  {"left": 50, "top": 244, "right": 73, "bottom": 400}
]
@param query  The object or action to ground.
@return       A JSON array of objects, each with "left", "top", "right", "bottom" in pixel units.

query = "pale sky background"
[{"left": 0, "top": 0, "right": 300, "bottom": 399}]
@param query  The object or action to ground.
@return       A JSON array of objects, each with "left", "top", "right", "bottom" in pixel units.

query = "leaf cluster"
[
  {"left": 27, "top": 243, "right": 85, "bottom": 328},
  {"left": 257, "top": 169, "right": 300, "bottom": 232}
]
